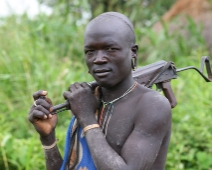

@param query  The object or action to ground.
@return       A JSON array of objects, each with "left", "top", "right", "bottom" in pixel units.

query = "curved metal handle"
[
  {"left": 200, "top": 56, "right": 212, "bottom": 81},
  {"left": 177, "top": 56, "right": 212, "bottom": 82}
]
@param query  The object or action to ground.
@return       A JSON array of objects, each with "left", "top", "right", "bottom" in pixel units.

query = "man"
[{"left": 29, "top": 12, "right": 172, "bottom": 170}]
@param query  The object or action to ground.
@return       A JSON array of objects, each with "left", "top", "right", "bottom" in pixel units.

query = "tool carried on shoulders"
[{"left": 50, "top": 56, "right": 212, "bottom": 113}]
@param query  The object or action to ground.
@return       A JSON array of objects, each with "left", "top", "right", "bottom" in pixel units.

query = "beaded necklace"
[{"left": 98, "top": 81, "right": 138, "bottom": 137}]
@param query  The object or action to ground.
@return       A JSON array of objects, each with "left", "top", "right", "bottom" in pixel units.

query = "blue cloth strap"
[{"left": 60, "top": 116, "right": 97, "bottom": 170}]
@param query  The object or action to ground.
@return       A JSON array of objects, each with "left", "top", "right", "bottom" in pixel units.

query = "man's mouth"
[{"left": 93, "top": 69, "right": 111, "bottom": 77}]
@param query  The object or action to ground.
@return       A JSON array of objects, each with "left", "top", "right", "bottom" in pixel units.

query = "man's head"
[
  {"left": 84, "top": 12, "right": 138, "bottom": 87},
  {"left": 86, "top": 12, "right": 136, "bottom": 47}
]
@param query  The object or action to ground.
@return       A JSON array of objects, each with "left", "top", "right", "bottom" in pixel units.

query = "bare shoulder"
[
  {"left": 135, "top": 84, "right": 171, "bottom": 106},
  {"left": 137, "top": 84, "right": 171, "bottom": 111},
  {"left": 133, "top": 84, "right": 172, "bottom": 136}
]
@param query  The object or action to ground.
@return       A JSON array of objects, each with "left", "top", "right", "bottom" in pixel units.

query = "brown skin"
[{"left": 28, "top": 15, "right": 171, "bottom": 170}]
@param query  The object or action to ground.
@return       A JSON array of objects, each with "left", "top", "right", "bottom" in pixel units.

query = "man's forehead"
[
  {"left": 84, "top": 33, "right": 127, "bottom": 50},
  {"left": 84, "top": 22, "right": 128, "bottom": 46},
  {"left": 86, "top": 18, "right": 126, "bottom": 34},
  {"left": 88, "top": 12, "right": 134, "bottom": 33}
]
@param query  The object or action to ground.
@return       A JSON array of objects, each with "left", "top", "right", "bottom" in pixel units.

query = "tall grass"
[
  {"left": 0, "top": 13, "right": 211, "bottom": 170},
  {"left": 0, "top": 14, "right": 92, "bottom": 169}
]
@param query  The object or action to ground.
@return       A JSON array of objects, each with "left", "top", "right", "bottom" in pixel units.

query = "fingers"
[
  {"left": 29, "top": 105, "right": 52, "bottom": 123},
  {"left": 81, "top": 82, "right": 91, "bottom": 89},
  {"left": 65, "top": 82, "right": 91, "bottom": 97},
  {"left": 68, "top": 82, "right": 90, "bottom": 91},
  {"left": 63, "top": 91, "right": 70, "bottom": 100},
  {"left": 33, "top": 90, "right": 48, "bottom": 100},
  {"left": 65, "top": 83, "right": 83, "bottom": 99},
  {"left": 68, "top": 82, "right": 83, "bottom": 92},
  {"left": 29, "top": 90, "right": 53, "bottom": 122},
  {"left": 32, "top": 90, "right": 53, "bottom": 110},
  {"left": 35, "top": 98, "right": 52, "bottom": 109}
]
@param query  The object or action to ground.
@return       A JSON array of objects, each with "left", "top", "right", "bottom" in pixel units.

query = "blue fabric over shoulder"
[{"left": 60, "top": 116, "right": 97, "bottom": 170}]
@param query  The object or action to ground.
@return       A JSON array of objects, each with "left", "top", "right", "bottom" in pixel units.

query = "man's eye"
[
  {"left": 85, "top": 50, "right": 94, "bottom": 55},
  {"left": 106, "top": 48, "right": 117, "bottom": 51}
]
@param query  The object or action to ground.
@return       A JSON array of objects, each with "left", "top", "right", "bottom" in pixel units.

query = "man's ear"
[
  {"left": 131, "top": 44, "right": 138, "bottom": 71},
  {"left": 131, "top": 44, "right": 138, "bottom": 58}
]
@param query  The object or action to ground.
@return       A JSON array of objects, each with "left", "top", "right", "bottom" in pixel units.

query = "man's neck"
[{"left": 100, "top": 75, "right": 135, "bottom": 103}]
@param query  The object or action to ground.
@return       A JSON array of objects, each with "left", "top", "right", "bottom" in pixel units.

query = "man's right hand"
[{"left": 28, "top": 90, "right": 58, "bottom": 137}]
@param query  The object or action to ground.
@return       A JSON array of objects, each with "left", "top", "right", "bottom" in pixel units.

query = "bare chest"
[{"left": 100, "top": 101, "right": 136, "bottom": 154}]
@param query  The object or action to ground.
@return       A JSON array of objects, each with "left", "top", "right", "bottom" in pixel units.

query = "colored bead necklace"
[{"left": 99, "top": 81, "right": 138, "bottom": 137}]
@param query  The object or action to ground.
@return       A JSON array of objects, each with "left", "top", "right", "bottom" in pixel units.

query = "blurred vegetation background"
[{"left": 0, "top": 0, "right": 212, "bottom": 169}]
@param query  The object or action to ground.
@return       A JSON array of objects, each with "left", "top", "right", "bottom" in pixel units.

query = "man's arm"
[
  {"left": 28, "top": 90, "right": 63, "bottom": 170},
  {"left": 40, "top": 132, "right": 63, "bottom": 170},
  {"left": 64, "top": 83, "right": 172, "bottom": 170},
  {"left": 84, "top": 92, "right": 171, "bottom": 170}
]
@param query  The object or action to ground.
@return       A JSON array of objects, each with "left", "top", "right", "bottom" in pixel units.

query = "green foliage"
[
  {"left": 166, "top": 56, "right": 212, "bottom": 169},
  {"left": 39, "top": 0, "right": 175, "bottom": 27},
  {"left": 0, "top": 3, "right": 212, "bottom": 170},
  {"left": 136, "top": 16, "right": 207, "bottom": 63},
  {"left": 0, "top": 14, "right": 92, "bottom": 170},
  {"left": 87, "top": 0, "right": 175, "bottom": 27}
]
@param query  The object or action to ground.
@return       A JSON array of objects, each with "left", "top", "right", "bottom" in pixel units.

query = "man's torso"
[{"left": 102, "top": 84, "right": 171, "bottom": 169}]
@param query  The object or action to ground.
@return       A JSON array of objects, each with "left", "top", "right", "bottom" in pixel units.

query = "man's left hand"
[{"left": 63, "top": 82, "right": 99, "bottom": 127}]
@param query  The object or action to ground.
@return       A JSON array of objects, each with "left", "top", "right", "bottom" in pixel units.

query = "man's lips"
[
  {"left": 93, "top": 69, "right": 111, "bottom": 77},
  {"left": 94, "top": 69, "right": 110, "bottom": 73}
]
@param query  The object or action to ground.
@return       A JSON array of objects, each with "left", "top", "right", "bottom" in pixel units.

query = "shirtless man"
[{"left": 28, "top": 12, "right": 172, "bottom": 170}]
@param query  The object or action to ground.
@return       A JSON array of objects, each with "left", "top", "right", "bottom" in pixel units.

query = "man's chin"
[{"left": 95, "top": 80, "right": 114, "bottom": 88}]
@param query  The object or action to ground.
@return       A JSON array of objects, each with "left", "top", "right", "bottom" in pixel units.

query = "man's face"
[{"left": 84, "top": 20, "right": 135, "bottom": 87}]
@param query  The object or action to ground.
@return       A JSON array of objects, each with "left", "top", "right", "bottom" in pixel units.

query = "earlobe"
[
  {"left": 131, "top": 56, "right": 137, "bottom": 71},
  {"left": 131, "top": 44, "right": 138, "bottom": 71}
]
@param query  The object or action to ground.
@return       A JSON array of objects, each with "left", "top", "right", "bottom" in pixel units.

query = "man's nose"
[{"left": 93, "top": 50, "right": 108, "bottom": 64}]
